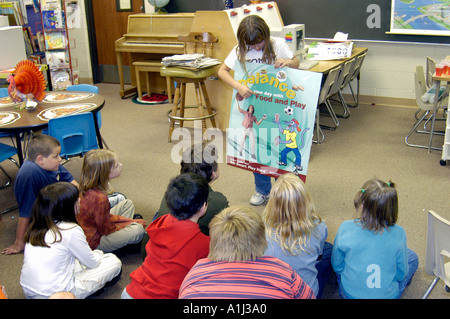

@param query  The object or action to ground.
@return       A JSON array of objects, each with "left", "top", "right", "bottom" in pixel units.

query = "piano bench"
[{"left": 133, "top": 60, "right": 172, "bottom": 103}]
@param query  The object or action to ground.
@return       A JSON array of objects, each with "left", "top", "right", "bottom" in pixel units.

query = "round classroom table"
[{"left": 0, "top": 91, "right": 105, "bottom": 166}]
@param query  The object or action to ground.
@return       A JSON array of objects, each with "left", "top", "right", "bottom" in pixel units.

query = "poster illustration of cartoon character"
[{"left": 226, "top": 62, "right": 322, "bottom": 182}]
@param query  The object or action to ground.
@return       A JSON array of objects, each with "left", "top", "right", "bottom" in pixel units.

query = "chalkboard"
[
  {"left": 165, "top": 0, "right": 449, "bottom": 44},
  {"left": 278, "top": 0, "right": 450, "bottom": 44}
]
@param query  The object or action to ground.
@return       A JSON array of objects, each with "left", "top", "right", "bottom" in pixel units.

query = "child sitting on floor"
[
  {"left": 77, "top": 149, "right": 145, "bottom": 253},
  {"left": 122, "top": 173, "right": 210, "bottom": 299},
  {"left": 20, "top": 182, "right": 122, "bottom": 299},
  {"left": 331, "top": 179, "right": 419, "bottom": 299},
  {"left": 3, "top": 134, "right": 79, "bottom": 255}
]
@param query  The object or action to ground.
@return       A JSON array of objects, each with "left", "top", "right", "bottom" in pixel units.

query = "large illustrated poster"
[
  {"left": 226, "top": 62, "right": 322, "bottom": 182},
  {"left": 390, "top": 0, "right": 450, "bottom": 35}
]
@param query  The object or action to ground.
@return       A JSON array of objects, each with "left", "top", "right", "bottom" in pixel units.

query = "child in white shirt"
[{"left": 20, "top": 182, "right": 122, "bottom": 299}]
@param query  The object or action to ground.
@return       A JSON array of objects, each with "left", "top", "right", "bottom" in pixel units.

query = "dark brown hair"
[
  {"left": 236, "top": 15, "right": 275, "bottom": 67},
  {"left": 24, "top": 182, "right": 79, "bottom": 247},
  {"left": 354, "top": 179, "right": 398, "bottom": 233},
  {"left": 27, "top": 134, "right": 60, "bottom": 161}
]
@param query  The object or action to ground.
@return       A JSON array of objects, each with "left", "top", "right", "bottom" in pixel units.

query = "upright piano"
[{"left": 115, "top": 13, "right": 195, "bottom": 97}]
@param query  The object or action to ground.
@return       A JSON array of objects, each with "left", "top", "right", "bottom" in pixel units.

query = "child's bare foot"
[{"left": 2, "top": 243, "right": 24, "bottom": 255}]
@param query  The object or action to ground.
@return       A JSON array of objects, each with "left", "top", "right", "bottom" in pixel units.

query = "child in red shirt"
[{"left": 121, "top": 173, "right": 210, "bottom": 299}]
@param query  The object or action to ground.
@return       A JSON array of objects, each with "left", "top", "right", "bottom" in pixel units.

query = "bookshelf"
[{"left": 40, "top": 0, "right": 74, "bottom": 90}]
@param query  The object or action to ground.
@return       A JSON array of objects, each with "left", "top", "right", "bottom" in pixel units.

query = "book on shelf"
[
  {"left": 36, "top": 31, "right": 45, "bottom": 52},
  {"left": 0, "top": 1, "right": 21, "bottom": 25},
  {"left": 28, "top": 52, "right": 45, "bottom": 64},
  {"left": 22, "top": 27, "right": 34, "bottom": 55},
  {"left": 45, "top": 50, "right": 69, "bottom": 69},
  {"left": 41, "top": 0, "right": 62, "bottom": 11},
  {"left": 42, "top": 9, "right": 64, "bottom": 29},
  {"left": 50, "top": 68, "right": 71, "bottom": 90},
  {"left": 44, "top": 31, "right": 66, "bottom": 50}
]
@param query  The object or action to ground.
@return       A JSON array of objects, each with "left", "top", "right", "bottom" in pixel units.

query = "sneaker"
[
  {"left": 250, "top": 192, "right": 269, "bottom": 206},
  {"left": 108, "top": 192, "right": 126, "bottom": 208}
]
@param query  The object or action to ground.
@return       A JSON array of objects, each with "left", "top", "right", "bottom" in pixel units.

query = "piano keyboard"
[{"left": 124, "top": 42, "right": 184, "bottom": 46}]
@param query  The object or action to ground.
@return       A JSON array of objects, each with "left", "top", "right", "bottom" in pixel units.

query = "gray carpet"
[{"left": 0, "top": 83, "right": 449, "bottom": 299}]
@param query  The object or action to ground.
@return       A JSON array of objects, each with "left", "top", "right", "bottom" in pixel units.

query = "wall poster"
[{"left": 390, "top": 0, "right": 450, "bottom": 35}]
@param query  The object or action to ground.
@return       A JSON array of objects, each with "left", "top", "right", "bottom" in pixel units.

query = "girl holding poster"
[{"left": 218, "top": 15, "right": 299, "bottom": 206}]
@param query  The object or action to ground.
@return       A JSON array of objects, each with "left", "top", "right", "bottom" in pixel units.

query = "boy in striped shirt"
[{"left": 179, "top": 206, "right": 315, "bottom": 299}]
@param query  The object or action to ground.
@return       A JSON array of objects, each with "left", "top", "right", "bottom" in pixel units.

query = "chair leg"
[
  {"left": 347, "top": 79, "right": 360, "bottom": 108},
  {"left": 0, "top": 160, "right": 20, "bottom": 214},
  {"left": 166, "top": 77, "right": 173, "bottom": 104},
  {"left": 194, "top": 83, "right": 206, "bottom": 133},
  {"left": 405, "top": 110, "right": 443, "bottom": 151},
  {"left": 417, "top": 114, "right": 445, "bottom": 136},
  {"left": 319, "top": 100, "right": 339, "bottom": 131},
  {"left": 168, "top": 83, "right": 181, "bottom": 142},
  {"left": 422, "top": 277, "right": 440, "bottom": 299},
  {"left": 337, "top": 91, "right": 351, "bottom": 118},
  {"left": 0, "top": 165, "right": 12, "bottom": 190},
  {"left": 329, "top": 91, "right": 351, "bottom": 118},
  {"left": 179, "top": 83, "right": 186, "bottom": 128},
  {"left": 101, "top": 137, "right": 109, "bottom": 149},
  {"left": 1, "top": 204, "right": 18, "bottom": 214},
  {"left": 200, "top": 81, "right": 217, "bottom": 128},
  {"left": 313, "top": 111, "right": 324, "bottom": 144}
]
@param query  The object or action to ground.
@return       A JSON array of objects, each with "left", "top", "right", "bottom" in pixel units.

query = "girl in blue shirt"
[{"left": 331, "top": 179, "right": 419, "bottom": 299}]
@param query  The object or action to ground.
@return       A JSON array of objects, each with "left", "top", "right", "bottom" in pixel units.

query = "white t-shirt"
[
  {"left": 20, "top": 221, "right": 103, "bottom": 297},
  {"left": 224, "top": 37, "right": 294, "bottom": 71}
]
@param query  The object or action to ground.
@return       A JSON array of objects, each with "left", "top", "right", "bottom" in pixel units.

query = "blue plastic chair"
[
  {"left": 66, "top": 84, "right": 108, "bottom": 148},
  {"left": 0, "top": 88, "right": 13, "bottom": 139},
  {"left": 48, "top": 112, "right": 99, "bottom": 159},
  {"left": 0, "top": 143, "right": 18, "bottom": 190},
  {"left": 0, "top": 87, "right": 8, "bottom": 97},
  {"left": 0, "top": 142, "right": 19, "bottom": 214}
]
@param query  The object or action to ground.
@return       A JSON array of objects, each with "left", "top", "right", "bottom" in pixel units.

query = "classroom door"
[{"left": 87, "top": 0, "right": 144, "bottom": 83}]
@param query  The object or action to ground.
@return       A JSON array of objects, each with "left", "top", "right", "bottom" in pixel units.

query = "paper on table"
[{"left": 333, "top": 32, "right": 348, "bottom": 41}]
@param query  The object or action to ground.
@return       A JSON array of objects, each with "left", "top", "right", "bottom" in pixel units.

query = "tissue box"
[{"left": 308, "top": 41, "right": 353, "bottom": 60}]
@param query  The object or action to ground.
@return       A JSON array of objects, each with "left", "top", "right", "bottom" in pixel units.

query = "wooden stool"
[
  {"left": 133, "top": 60, "right": 172, "bottom": 103},
  {"left": 159, "top": 32, "right": 219, "bottom": 142},
  {"left": 161, "top": 72, "right": 218, "bottom": 142}
]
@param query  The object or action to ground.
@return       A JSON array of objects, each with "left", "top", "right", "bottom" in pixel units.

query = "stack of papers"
[{"left": 162, "top": 54, "right": 221, "bottom": 70}]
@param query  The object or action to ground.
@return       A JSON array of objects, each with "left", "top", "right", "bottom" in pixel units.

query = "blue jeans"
[
  {"left": 253, "top": 172, "right": 271, "bottom": 195},
  {"left": 316, "top": 242, "right": 333, "bottom": 299},
  {"left": 336, "top": 248, "right": 419, "bottom": 299}
]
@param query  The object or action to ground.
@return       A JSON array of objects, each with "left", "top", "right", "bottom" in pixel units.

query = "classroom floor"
[{"left": 0, "top": 83, "right": 449, "bottom": 301}]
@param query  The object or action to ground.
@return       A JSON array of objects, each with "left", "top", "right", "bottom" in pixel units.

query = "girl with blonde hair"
[
  {"left": 262, "top": 173, "right": 332, "bottom": 298},
  {"left": 77, "top": 149, "right": 145, "bottom": 253}
]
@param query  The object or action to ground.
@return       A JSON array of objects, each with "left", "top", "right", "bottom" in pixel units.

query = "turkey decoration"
[{"left": 7, "top": 60, "right": 46, "bottom": 108}]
